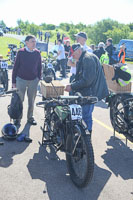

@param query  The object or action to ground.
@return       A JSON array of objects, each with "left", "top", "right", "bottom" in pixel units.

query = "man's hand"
[
  {"left": 67, "top": 59, "right": 76, "bottom": 67},
  {"left": 65, "top": 85, "right": 72, "bottom": 92},
  {"left": 12, "top": 83, "right": 16, "bottom": 88}
]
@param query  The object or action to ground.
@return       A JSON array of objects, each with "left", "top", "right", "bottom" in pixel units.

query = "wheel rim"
[
  {"left": 110, "top": 97, "right": 127, "bottom": 132},
  {"left": 69, "top": 132, "right": 89, "bottom": 180}
]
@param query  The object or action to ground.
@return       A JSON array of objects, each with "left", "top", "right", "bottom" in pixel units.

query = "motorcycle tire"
[
  {"left": 110, "top": 94, "right": 131, "bottom": 133},
  {"left": 2, "top": 70, "right": 8, "bottom": 91},
  {"left": 66, "top": 124, "right": 94, "bottom": 188}
]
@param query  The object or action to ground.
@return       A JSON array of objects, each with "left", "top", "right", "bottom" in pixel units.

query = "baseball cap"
[
  {"left": 69, "top": 43, "right": 81, "bottom": 57},
  {"left": 74, "top": 32, "right": 87, "bottom": 39}
]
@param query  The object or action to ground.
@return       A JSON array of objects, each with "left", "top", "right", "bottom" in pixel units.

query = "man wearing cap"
[
  {"left": 65, "top": 43, "right": 109, "bottom": 134},
  {"left": 74, "top": 32, "right": 92, "bottom": 53},
  {"left": 68, "top": 32, "right": 92, "bottom": 85}
]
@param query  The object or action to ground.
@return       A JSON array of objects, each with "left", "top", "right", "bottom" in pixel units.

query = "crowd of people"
[{"left": 10, "top": 31, "right": 130, "bottom": 141}]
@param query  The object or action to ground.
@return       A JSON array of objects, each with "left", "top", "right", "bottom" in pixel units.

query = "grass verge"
[{"left": 0, "top": 37, "right": 20, "bottom": 59}]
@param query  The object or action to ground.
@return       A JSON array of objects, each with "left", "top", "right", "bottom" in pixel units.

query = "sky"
[{"left": 0, "top": 0, "right": 133, "bottom": 27}]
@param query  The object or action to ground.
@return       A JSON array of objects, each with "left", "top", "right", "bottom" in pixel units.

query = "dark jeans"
[
  {"left": 56, "top": 59, "right": 66, "bottom": 77},
  {"left": 82, "top": 104, "right": 94, "bottom": 132}
]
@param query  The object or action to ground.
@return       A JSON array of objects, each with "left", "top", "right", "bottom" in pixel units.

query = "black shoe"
[
  {"left": 24, "top": 137, "right": 32, "bottom": 143},
  {"left": 28, "top": 118, "right": 37, "bottom": 125},
  {"left": 17, "top": 134, "right": 32, "bottom": 143}
]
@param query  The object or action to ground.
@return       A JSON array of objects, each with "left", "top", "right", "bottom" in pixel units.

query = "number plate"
[
  {"left": 47, "top": 63, "right": 53, "bottom": 68},
  {"left": 0, "top": 61, "right": 8, "bottom": 69},
  {"left": 69, "top": 104, "right": 82, "bottom": 120}
]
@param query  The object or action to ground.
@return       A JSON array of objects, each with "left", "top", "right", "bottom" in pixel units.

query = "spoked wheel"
[
  {"left": 66, "top": 125, "right": 94, "bottom": 188},
  {"left": 110, "top": 96, "right": 127, "bottom": 133}
]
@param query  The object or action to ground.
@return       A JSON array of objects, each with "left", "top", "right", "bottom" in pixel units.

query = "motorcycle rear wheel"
[{"left": 66, "top": 125, "right": 94, "bottom": 188}]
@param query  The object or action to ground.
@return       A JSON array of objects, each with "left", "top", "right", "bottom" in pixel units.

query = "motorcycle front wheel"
[{"left": 66, "top": 125, "right": 94, "bottom": 188}]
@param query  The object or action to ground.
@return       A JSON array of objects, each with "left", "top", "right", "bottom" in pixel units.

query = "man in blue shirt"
[{"left": 56, "top": 39, "right": 66, "bottom": 78}]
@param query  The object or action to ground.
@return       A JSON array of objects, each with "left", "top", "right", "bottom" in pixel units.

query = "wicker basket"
[
  {"left": 40, "top": 80, "right": 65, "bottom": 98},
  {"left": 103, "top": 64, "right": 132, "bottom": 93}
]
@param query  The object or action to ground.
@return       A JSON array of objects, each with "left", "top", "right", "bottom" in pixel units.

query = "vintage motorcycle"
[
  {"left": 42, "top": 55, "right": 56, "bottom": 81},
  {"left": 36, "top": 76, "right": 98, "bottom": 188},
  {"left": 0, "top": 59, "right": 9, "bottom": 91},
  {"left": 108, "top": 92, "right": 133, "bottom": 144},
  {"left": 7, "top": 44, "right": 17, "bottom": 66}
]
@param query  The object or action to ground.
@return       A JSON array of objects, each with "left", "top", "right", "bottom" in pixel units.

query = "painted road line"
[{"left": 93, "top": 117, "right": 133, "bottom": 144}]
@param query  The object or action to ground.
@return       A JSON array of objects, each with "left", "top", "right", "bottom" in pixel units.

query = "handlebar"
[
  {"left": 36, "top": 101, "right": 47, "bottom": 106},
  {"left": 0, "top": 89, "right": 18, "bottom": 96},
  {"left": 36, "top": 95, "right": 98, "bottom": 107}
]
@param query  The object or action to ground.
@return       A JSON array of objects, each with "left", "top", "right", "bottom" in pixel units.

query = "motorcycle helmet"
[{"left": 1, "top": 123, "right": 18, "bottom": 140}]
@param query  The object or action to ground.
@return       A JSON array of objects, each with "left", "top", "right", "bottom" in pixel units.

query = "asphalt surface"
[
  {"left": 0, "top": 68, "right": 133, "bottom": 200},
  {"left": 0, "top": 34, "right": 133, "bottom": 200}
]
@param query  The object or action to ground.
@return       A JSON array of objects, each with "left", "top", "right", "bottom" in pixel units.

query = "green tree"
[
  {"left": 87, "top": 19, "right": 119, "bottom": 44},
  {"left": 46, "top": 24, "right": 55, "bottom": 30},
  {"left": 75, "top": 22, "right": 86, "bottom": 31},
  {"left": 59, "top": 23, "right": 71, "bottom": 32},
  {"left": 105, "top": 25, "right": 130, "bottom": 44},
  {"left": 128, "top": 32, "right": 133, "bottom": 40},
  {"left": 128, "top": 23, "right": 133, "bottom": 31},
  {"left": 69, "top": 28, "right": 78, "bottom": 42},
  {"left": 40, "top": 23, "right": 47, "bottom": 30},
  {"left": 0, "top": 20, "right": 6, "bottom": 28},
  {"left": 29, "top": 23, "right": 39, "bottom": 36}
]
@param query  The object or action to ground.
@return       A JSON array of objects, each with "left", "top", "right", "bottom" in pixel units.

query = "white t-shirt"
[
  {"left": 57, "top": 44, "right": 65, "bottom": 60},
  {"left": 83, "top": 43, "right": 93, "bottom": 52}
]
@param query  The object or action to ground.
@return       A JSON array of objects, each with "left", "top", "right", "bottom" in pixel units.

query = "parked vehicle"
[
  {"left": 0, "top": 28, "right": 4, "bottom": 36},
  {"left": 0, "top": 59, "right": 9, "bottom": 91},
  {"left": 118, "top": 39, "right": 133, "bottom": 60},
  {"left": 42, "top": 55, "right": 56, "bottom": 80},
  {"left": 7, "top": 44, "right": 18, "bottom": 66},
  {"left": 36, "top": 76, "right": 98, "bottom": 188},
  {"left": 108, "top": 93, "right": 133, "bottom": 144}
]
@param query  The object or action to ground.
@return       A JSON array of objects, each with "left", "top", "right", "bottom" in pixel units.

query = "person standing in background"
[
  {"left": 74, "top": 32, "right": 93, "bottom": 52},
  {"left": 118, "top": 44, "right": 126, "bottom": 64},
  {"left": 68, "top": 32, "right": 92, "bottom": 85},
  {"left": 105, "top": 38, "right": 116, "bottom": 64},
  {"left": 93, "top": 42, "right": 105, "bottom": 59},
  {"left": 56, "top": 39, "right": 66, "bottom": 78}
]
